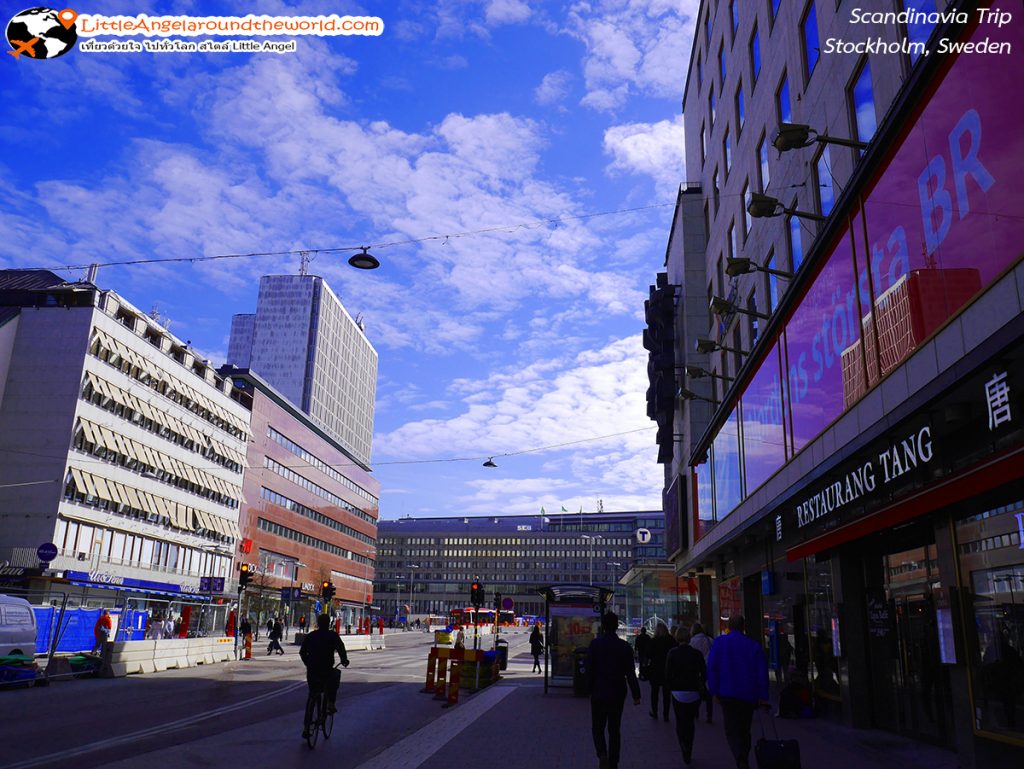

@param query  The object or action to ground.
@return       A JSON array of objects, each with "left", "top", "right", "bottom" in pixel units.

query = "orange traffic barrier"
[
  {"left": 422, "top": 647, "right": 438, "bottom": 693},
  {"left": 433, "top": 655, "right": 449, "bottom": 700},
  {"left": 243, "top": 633, "right": 252, "bottom": 660},
  {"left": 447, "top": 657, "right": 461, "bottom": 705}
]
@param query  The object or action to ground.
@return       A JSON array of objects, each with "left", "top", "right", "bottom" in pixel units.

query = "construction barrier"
[
  {"left": 433, "top": 654, "right": 449, "bottom": 700},
  {"left": 423, "top": 646, "right": 501, "bottom": 698},
  {"left": 423, "top": 647, "right": 438, "bottom": 693},
  {"left": 243, "top": 633, "right": 252, "bottom": 660},
  {"left": 102, "top": 636, "right": 235, "bottom": 677},
  {"left": 447, "top": 654, "right": 461, "bottom": 705}
]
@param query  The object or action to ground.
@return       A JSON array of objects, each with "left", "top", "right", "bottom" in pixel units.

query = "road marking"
[
  {"left": 356, "top": 684, "right": 517, "bottom": 769},
  {"left": 5, "top": 680, "right": 306, "bottom": 769}
]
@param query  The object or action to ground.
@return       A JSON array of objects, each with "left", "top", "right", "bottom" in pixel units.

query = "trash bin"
[
  {"left": 495, "top": 638, "right": 509, "bottom": 670},
  {"left": 572, "top": 647, "right": 590, "bottom": 696}
]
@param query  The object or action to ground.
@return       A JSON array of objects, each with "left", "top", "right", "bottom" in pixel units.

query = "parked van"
[{"left": 0, "top": 594, "right": 37, "bottom": 656}]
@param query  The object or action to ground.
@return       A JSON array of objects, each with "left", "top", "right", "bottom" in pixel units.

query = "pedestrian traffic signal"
[
  {"left": 238, "top": 563, "right": 251, "bottom": 588},
  {"left": 321, "top": 581, "right": 336, "bottom": 602}
]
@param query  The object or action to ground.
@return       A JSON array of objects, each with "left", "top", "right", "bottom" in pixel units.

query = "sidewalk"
[{"left": 413, "top": 651, "right": 961, "bottom": 769}]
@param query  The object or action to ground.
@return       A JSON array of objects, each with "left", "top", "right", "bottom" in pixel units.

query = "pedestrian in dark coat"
[
  {"left": 529, "top": 624, "right": 544, "bottom": 673},
  {"left": 665, "top": 627, "right": 708, "bottom": 765},
  {"left": 635, "top": 626, "right": 651, "bottom": 680},
  {"left": 689, "top": 622, "right": 714, "bottom": 723},
  {"left": 586, "top": 612, "right": 641, "bottom": 769},
  {"left": 648, "top": 621, "right": 677, "bottom": 720},
  {"left": 267, "top": 619, "right": 284, "bottom": 655},
  {"left": 707, "top": 615, "right": 770, "bottom": 769}
]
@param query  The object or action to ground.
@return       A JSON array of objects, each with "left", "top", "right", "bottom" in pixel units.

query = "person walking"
[
  {"left": 529, "top": 624, "right": 544, "bottom": 673},
  {"left": 648, "top": 621, "right": 677, "bottom": 721},
  {"left": 298, "top": 614, "right": 306, "bottom": 634},
  {"left": 665, "top": 627, "right": 707, "bottom": 765},
  {"left": 689, "top": 622, "right": 714, "bottom": 723},
  {"left": 266, "top": 617, "right": 275, "bottom": 639},
  {"left": 92, "top": 609, "right": 113, "bottom": 654},
  {"left": 707, "top": 615, "right": 770, "bottom": 769},
  {"left": 268, "top": 618, "right": 284, "bottom": 655},
  {"left": 586, "top": 611, "right": 641, "bottom": 769},
  {"left": 635, "top": 626, "right": 651, "bottom": 680}
]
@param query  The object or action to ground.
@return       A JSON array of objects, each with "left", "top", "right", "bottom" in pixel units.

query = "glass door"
[{"left": 880, "top": 543, "right": 953, "bottom": 745}]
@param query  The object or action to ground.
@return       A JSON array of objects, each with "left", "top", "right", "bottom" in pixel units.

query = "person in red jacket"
[{"left": 92, "top": 609, "right": 113, "bottom": 654}]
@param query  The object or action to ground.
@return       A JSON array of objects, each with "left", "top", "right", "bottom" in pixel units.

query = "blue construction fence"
[{"left": 33, "top": 607, "right": 149, "bottom": 654}]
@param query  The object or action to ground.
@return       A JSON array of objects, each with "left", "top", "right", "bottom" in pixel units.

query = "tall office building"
[
  {"left": 227, "top": 275, "right": 377, "bottom": 467},
  {"left": 648, "top": 2, "right": 1023, "bottom": 766}
]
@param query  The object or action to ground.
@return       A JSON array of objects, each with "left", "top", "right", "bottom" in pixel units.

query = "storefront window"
[
  {"left": 714, "top": 409, "right": 742, "bottom": 519},
  {"left": 956, "top": 496, "right": 1024, "bottom": 739},
  {"left": 806, "top": 557, "right": 840, "bottom": 701},
  {"left": 741, "top": 340, "right": 787, "bottom": 493},
  {"left": 695, "top": 462, "right": 715, "bottom": 540}
]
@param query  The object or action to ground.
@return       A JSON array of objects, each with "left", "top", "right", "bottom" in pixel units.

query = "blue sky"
[{"left": 2, "top": 0, "right": 698, "bottom": 519}]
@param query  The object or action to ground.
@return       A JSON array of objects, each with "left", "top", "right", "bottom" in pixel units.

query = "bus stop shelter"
[{"left": 538, "top": 584, "right": 612, "bottom": 694}]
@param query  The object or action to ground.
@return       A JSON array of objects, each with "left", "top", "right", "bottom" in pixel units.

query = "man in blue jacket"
[{"left": 706, "top": 615, "right": 770, "bottom": 769}]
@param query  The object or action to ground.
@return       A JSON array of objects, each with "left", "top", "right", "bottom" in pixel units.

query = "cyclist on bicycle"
[{"left": 300, "top": 615, "right": 349, "bottom": 727}]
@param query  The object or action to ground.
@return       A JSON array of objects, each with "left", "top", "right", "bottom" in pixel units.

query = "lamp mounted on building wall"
[
  {"left": 677, "top": 387, "right": 721, "bottom": 405},
  {"left": 685, "top": 365, "right": 733, "bottom": 383},
  {"left": 747, "top": 192, "right": 826, "bottom": 222},
  {"left": 772, "top": 122, "right": 869, "bottom": 153},
  {"left": 482, "top": 457, "right": 498, "bottom": 468},
  {"left": 348, "top": 247, "right": 381, "bottom": 270},
  {"left": 710, "top": 295, "right": 771, "bottom": 321},
  {"left": 695, "top": 337, "right": 749, "bottom": 356},
  {"left": 725, "top": 257, "right": 794, "bottom": 280}
]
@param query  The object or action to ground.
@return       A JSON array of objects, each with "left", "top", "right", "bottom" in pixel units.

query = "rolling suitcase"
[{"left": 754, "top": 711, "right": 801, "bottom": 769}]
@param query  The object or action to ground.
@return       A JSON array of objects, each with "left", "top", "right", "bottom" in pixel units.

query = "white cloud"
[
  {"left": 567, "top": 0, "right": 700, "bottom": 110},
  {"left": 534, "top": 70, "right": 573, "bottom": 107},
  {"left": 604, "top": 115, "right": 686, "bottom": 192},
  {"left": 485, "top": 0, "right": 532, "bottom": 25}
]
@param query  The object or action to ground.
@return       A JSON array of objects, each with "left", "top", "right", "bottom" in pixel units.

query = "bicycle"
[{"left": 303, "top": 664, "right": 339, "bottom": 749}]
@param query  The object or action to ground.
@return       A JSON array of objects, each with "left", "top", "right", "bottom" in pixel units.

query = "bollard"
[
  {"left": 243, "top": 632, "right": 252, "bottom": 660},
  {"left": 422, "top": 647, "right": 438, "bottom": 693},
  {"left": 447, "top": 658, "right": 461, "bottom": 705},
  {"left": 433, "top": 655, "right": 449, "bottom": 700}
]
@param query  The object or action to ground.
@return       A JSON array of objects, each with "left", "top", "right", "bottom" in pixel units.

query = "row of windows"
[
  {"left": 54, "top": 517, "right": 230, "bottom": 579},
  {"left": 256, "top": 516, "right": 370, "bottom": 565},
  {"left": 266, "top": 426, "right": 378, "bottom": 506},
  {"left": 260, "top": 487, "right": 374, "bottom": 547},
  {"left": 90, "top": 332, "right": 246, "bottom": 440},
  {"left": 264, "top": 456, "right": 376, "bottom": 525},
  {"left": 72, "top": 426, "right": 239, "bottom": 510},
  {"left": 81, "top": 377, "right": 242, "bottom": 474},
  {"left": 382, "top": 536, "right": 635, "bottom": 547}
]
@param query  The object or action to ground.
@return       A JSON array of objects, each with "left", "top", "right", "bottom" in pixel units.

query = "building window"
[
  {"left": 728, "top": 222, "right": 736, "bottom": 259},
  {"left": 750, "top": 25, "right": 761, "bottom": 84},
  {"left": 701, "top": 123, "right": 706, "bottom": 164},
  {"left": 802, "top": 1, "right": 819, "bottom": 80},
  {"left": 767, "top": 250, "right": 779, "bottom": 310},
  {"left": 777, "top": 72, "right": 791, "bottom": 125},
  {"left": 719, "top": 42, "right": 726, "bottom": 88},
  {"left": 788, "top": 209, "right": 804, "bottom": 272},
  {"left": 736, "top": 80, "right": 745, "bottom": 132},
  {"left": 712, "top": 168, "right": 720, "bottom": 216},
  {"left": 748, "top": 290, "right": 760, "bottom": 345},
  {"left": 850, "top": 59, "right": 877, "bottom": 144},
  {"left": 723, "top": 129, "right": 732, "bottom": 176},
  {"left": 741, "top": 180, "right": 751, "bottom": 238},
  {"left": 730, "top": 0, "right": 738, "bottom": 39},
  {"left": 771, "top": 0, "right": 782, "bottom": 23},
  {"left": 705, "top": 9, "right": 711, "bottom": 43},
  {"left": 709, "top": 88, "right": 716, "bottom": 125},
  {"left": 758, "top": 133, "right": 770, "bottom": 191},
  {"left": 901, "top": 0, "right": 937, "bottom": 66},
  {"left": 697, "top": 53, "right": 703, "bottom": 88},
  {"left": 816, "top": 146, "right": 834, "bottom": 216}
]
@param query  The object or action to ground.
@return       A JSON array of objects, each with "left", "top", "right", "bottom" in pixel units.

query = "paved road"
[{"left": 3, "top": 629, "right": 534, "bottom": 769}]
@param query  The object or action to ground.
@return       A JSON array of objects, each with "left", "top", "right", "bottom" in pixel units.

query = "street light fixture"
[
  {"left": 408, "top": 564, "right": 420, "bottom": 625},
  {"left": 695, "top": 337, "right": 750, "bottom": 356},
  {"left": 710, "top": 295, "right": 772, "bottom": 320},
  {"left": 678, "top": 387, "right": 721, "bottom": 405},
  {"left": 361, "top": 547, "right": 375, "bottom": 629},
  {"left": 482, "top": 457, "right": 498, "bottom": 468},
  {"left": 772, "top": 122, "right": 869, "bottom": 153},
  {"left": 747, "top": 192, "right": 826, "bottom": 222},
  {"left": 685, "top": 365, "right": 733, "bottom": 383},
  {"left": 725, "top": 257, "right": 795, "bottom": 279},
  {"left": 348, "top": 247, "right": 380, "bottom": 270}
]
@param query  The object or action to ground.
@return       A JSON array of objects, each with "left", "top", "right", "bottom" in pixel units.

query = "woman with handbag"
[{"left": 665, "top": 626, "right": 708, "bottom": 765}]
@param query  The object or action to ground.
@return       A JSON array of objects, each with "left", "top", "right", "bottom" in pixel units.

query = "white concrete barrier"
[{"left": 106, "top": 636, "right": 237, "bottom": 676}]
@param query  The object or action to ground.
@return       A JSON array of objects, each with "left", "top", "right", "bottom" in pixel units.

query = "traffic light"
[
  {"left": 494, "top": 591, "right": 501, "bottom": 611},
  {"left": 238, "top": 563, "right": 251, "bottom": 588},
  {"left": 321, "top": 581, "right": 336, "bottom": 602},
  {"left": 470, "top": 579, "right": 483, "bottom": 607}
]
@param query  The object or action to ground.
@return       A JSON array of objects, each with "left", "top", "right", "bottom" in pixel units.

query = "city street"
[{"left": 3, "top": 628, "right": 960, "bottom": 769}]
